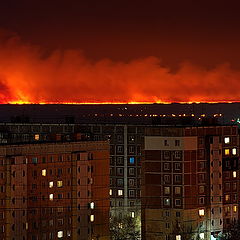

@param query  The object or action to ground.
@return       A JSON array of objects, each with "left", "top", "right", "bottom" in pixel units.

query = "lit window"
[
  {"left": 118, "top": 190, "right": 123, "bottom": 196},
  {"left": 109, "top": 189, "right": 112, "bottom": 196},
  {"left": 164, "top": 198, "right": 170, "bottom": 206},
  {"left": 49, "top": 181, "right": 53, "bottom": 188},
  {"left": 175, "top": 187, "right": 181, "bottom": 195},
  {"left": 90, "top": 215, "right": 94, "bottom": 222},
  {"left": 49, "top": 194, "right": 53, "bottom": 201},
  {"left": 90, "top": 202, "right": 94, "bottom": 209},
  {"left": 234, "top": 205, "right": 237, "bottom": 213},
  {"left": 225, "top": 206, "right": 230, "bottom": 213},
  {"left": 57, "top": 231, "right": 63, "bottom": 238},
  {"left": 233, "top": 171, "right": 237, "bottom": 178},
  {"left": 224, "top": 137, "right": 230, "bottom": 144},
  {"left": 42, "top": 169, "right": 46, "bottom": 176},
  {"left": 224, "top": 149, "right": 230, "bottom": 155},
  {"left": 176, "top": 235, "right": 181, "bottom": 240},
  {"left": 225, "top": 195, "right": 230, "bottom": 201},
  {"left": 129, "top": 157, "right": 135, "bottom": 164},
  {"left": 199, "top": 209, "right": 205, "bottom": 216},
  {"left": 232, "top": 148, "right": 237, "bottom": 155},
  {"left": 164, "top": 187, "right": 170, "bottom": 194},
  {"left": 34, "top": 134, "right": 40, "bottom": 141},
  {"left": 57, "top": 181, "right": 63, "bottom": 187},
  {"left": 131, "top": 211, "right": 135, "bottom": 218},
  {"left": 199, "top": 233, "right": 204, "bottom": 239}
]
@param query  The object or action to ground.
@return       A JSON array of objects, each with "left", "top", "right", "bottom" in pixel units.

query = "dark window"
[
  {"left": 175, "top": 140, "right": 180, "bottom": 146},
  {"left": 32, "top": 157, "right": 38, "bottom": 164}
]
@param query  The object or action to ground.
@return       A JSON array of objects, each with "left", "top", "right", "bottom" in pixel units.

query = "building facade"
[
  {"left": 142, "top": 125, "right": 239, "bottom": 240},
  {"left": 0, "top": 123, "right": 143, "bottom": 223},
  {"left": 0, "top": 141, "right": 110, "bottom": 240}
]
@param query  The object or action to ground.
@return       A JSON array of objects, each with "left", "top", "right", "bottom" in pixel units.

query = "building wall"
[
  {"left": 0, "top": 123, "right": 143, "bottom": 223},
  {"left": 0, "top": 141, "right": 110, "bottom": 240},
  {"left": 142, "top": 126, "right": 239, "bottom": 240}
]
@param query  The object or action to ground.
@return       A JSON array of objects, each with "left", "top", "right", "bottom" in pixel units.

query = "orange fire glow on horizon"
[
  {"left": 7, "top": 100, "right": 238, "bottom": 105},
  {"left": 1, "top": 30, "right": 240, "bottom": 105}
]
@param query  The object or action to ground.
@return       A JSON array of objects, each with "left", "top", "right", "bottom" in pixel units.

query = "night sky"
[{"left": 0, "top": 0, "right": 240, "bottom": 103}]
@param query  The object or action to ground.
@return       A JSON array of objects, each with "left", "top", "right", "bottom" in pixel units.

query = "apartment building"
[
  {"left": 0, "top": 141, "right": 110, "bottom": 240},
  {"left": 0, "top": 123, "right": 143, "bottom": 222},
  {"left": 142, "top": 125, "right": 239, "bottom": 240}
]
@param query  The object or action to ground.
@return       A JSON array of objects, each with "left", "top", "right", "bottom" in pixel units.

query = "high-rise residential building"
[
  {"left": 0, "top": 123, "right": 143, "bottom": 222},
  {"left": 0, "top": 141, "right": 110, "bottom": 240},
  {"left": 142, "top": 125, "right": 239, "bottom": 240}
]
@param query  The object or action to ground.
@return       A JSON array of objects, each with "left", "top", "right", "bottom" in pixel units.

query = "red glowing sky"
[{"left": 0, "top": 1, "right": 240, "bottom": 104}]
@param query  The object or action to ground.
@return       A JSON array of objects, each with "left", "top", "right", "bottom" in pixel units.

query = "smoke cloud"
[{"left": 0, "top": 30, "right": 239, "bottom": 104}]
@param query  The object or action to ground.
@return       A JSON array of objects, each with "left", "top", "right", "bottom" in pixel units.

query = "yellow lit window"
[
  {"left": 118, "top": 190, "right": 123, "bottom": 196},
  {"left": 225, "top": 195, "right": 230, "bottom": 201},
  {"left": 232, "top": 148, "right": 237, "bottom": 155},
  {"left": 233, "top": 171, "right": 237, "bottom": 178},
  {"left": 199, "top": 209, "right": 205, "bottom": 216},
  {"left": 90, "top": 214, "right": 94, "bottom": 222},
  {"left": 164, "top": 187, "right": 170, "bottom": 194},
  {"left": 49, "top": 194, "right": 54, "bottom": 201},
  {"left": 49, "top": 181, "right": 53, "bottom": 188},
  {"left": 34, "top": 134, "right": 40, "bottom": 141},
  {"left": 225, "top": 206, "right": 230, "bottom": 213},
  {"left": 224, "top": 149, "right": 230, "bottom": 155},
  {"left": 109, "top": 189, "right": 112, "bottom": 196},
  {"left": 224, "top": 137, "right": 230, "bottom": 144},
  {"left": 42, "top": 169, "right": 46, "bottom": 176},
  {"left": 131, "top": 211, "right": 135, "bottom": 218},
  {"left": 234, "top": 205, "right": 237, "bottom": 213},
  {"left": 57, "top": 181, "right": 63, "bottom": 187},
  {"left": 176, "top": 235, "right": 181, "bottom": 240}
]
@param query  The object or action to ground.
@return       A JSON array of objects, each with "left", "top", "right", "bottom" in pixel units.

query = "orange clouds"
[{"left": 0, "top": 31, "right": 239, "bottom": 104}]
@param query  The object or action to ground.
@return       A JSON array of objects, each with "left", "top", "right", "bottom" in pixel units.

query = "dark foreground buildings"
[
  {"left": 0, "top": 141, "right": 110, "bottom": 240},
  {"left": 0, "top": 123, "right": 143, "bottom": 223},
  {"left": 142, "top": 125, "right": 239, "bottom": 240},
  {"left": 0, "top": 121, "right": 240, "bottom": 240}
]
